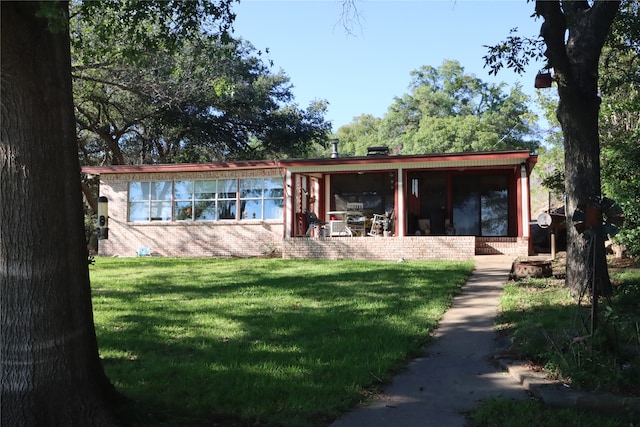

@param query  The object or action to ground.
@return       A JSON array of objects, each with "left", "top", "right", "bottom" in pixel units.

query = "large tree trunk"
[
  {"left": 536, "top": 0, "right": 619, "bottom": 295},
  {"left": 1, "top": 3, "right": 123, "bottom": 426},
  {"left": 558, "top": 86, "right": 611, "bottom": 296}
]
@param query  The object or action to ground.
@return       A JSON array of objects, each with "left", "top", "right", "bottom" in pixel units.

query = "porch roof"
[
  {"left": 282, "top": 150, "right": 536, "bottom": 174},
  {"left": 82, "top": 150, "right": 537, "bottom": 176}
]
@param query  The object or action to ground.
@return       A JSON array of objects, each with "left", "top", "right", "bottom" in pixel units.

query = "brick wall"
[
  {"left": 475, "top": 236, "right": 529, "bottom": 256},
  {"left": 99, "top": 221, "right": 284, "bottom": 258},
  {"left": 281, "top": 236, "right": 476, "bottom": 261}
]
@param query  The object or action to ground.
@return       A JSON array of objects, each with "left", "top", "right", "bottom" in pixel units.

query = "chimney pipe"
[{"left": 330, "top": 139, "right": 339, "bottom": 158}]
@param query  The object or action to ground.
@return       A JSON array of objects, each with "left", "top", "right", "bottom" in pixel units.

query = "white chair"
[
  {"left": 346, "top": 202, "right": 366, "bottom": 237},
  {"left": 369, "top": 209, "right": 394, "bottom": 237}
]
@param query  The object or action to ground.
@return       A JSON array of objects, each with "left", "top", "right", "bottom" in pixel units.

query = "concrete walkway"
[{"left": 331, "top": 255, "right": 529, "bottom": 427}]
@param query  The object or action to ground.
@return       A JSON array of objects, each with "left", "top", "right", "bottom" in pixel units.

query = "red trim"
[
  {"left": 281, "top": 150, "right": 533, "bottom": 168},
  {"left": 82, "top": 150, "right": 535, "bottom": 175},
  {"left": 82, "top": 161, "right": 280, "bottom": 174},
  {"left": 516, "top": 170, "right": 523, "bottom": 236}
]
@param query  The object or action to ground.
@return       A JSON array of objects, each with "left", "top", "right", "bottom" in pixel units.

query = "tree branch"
[
  {"left": 536, "top": 0, "right": 569, "bottom": 75},
  {"left": 588, "top": 0, "right": 621, "bottom": 51},
  {"left": 81, "top": 181, "right": 98, "bottom": 214}
]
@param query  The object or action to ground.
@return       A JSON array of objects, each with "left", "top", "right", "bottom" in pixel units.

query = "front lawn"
[
  {"left": 90, "top": 257, "right": 473, "bottom": 426},
  {"left": 469, "top": 256, "right": 640, "bottom": 427},
  {"left": 496, "top": 263, "right": 640, "bottom": 394}
]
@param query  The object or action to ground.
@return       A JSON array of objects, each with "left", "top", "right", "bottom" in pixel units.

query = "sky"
[{"left": 231, "top": 0, "right": 547, "bottom": 131}]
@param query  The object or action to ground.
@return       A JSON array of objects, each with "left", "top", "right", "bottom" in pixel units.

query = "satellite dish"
[{"left": 537, "top": 212, "right": 552, "bottom": 229}]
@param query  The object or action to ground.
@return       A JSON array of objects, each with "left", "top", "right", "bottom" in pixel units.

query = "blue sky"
[{"left": 231, "top": 0, "right": 546, "bottom": 130}]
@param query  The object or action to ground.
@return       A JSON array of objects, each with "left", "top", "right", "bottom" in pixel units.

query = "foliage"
[
  {"left": 526, "top": 90, "right": 565, "bottom": 216},
  {"left": 486, "top": 1, "right": 621, "bottom": 294},
  {"left": 90, "top": 257, "right": 473, "bottom": 426},
  {"left": 496, "top": 268, "right": 640, "bottom": 395},
  {"left": 71, "top": 2, "right": 331, "bottom": 165},
  {"left": 72, "top": 0, "right": 237, "bottom": 61},
  {"left": 334, "top": 114, "right": 384, "bottom": 156},
  {"left": 483, "top": 27, "right": 547, "bottom": 76},
  {"left": 335, "top": 60, "right": 539, "bottom": 156},
  {"left": 521, "top": 2, "right": 639, "bottom": 254},
  {"left": 600, "top": 0, "right": 640, "bottom": 257},
  {"left": 532, "top": 91, "right": 565, "bottom": 193}
]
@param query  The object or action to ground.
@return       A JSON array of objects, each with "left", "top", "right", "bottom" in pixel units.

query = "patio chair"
[
  {"left": 304, "top": 210, "right": 326, "bottom": 237},
  {"left": 368, "top": 209, "right": 393, "bottom": 237},
  {"left": 346, "top": 202, "right": 366, "bottom": 237},
  {"left": 368, "top": 214, "right": 386, "bottom": 236}
]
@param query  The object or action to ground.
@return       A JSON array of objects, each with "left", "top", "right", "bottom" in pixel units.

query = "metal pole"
[{"left": 591, "top": 232, "right": 598, "bottom": 335}]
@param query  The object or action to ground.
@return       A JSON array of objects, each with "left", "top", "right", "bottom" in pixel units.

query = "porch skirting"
[
  {"left": 96, "top": 222, "right": 528, "bottom": 259},
  {"left": 282, "top": 236, "right": 477, "bottom": 261},
  {"left": 475, "top": 236, "right": 530, "bottom": 256}
]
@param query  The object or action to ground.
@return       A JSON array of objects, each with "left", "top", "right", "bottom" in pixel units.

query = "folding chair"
[{"left": 304, "top": 210, "right": 326, "bottom": 237}]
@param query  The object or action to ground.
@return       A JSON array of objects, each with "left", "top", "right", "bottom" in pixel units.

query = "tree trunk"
[
  {"left": 1, "top": 3, "right": 123, "bottom": 426},
  {"left": 536, "top": 0, "right": 619, "bottom": 295},
  {"left": 558, "top": 87, "right": 611, "bottom": 296}
]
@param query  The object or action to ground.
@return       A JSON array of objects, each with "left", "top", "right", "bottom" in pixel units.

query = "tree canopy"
[
  {"left": 335, "top": 60, "right": 539, "bottom": 156},
  {"left": 512, "top": 1, "right": 639, "bottom": 259},
  {"left": 71, "top": 2, "right": 331, "bottom": 166},
  {"left": 600, "top": 0, "right": 640, "bottom": 257}
]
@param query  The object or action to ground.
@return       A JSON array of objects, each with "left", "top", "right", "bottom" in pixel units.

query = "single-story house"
[{"left": 82, "top": 149, "right": 537, "bottom": 261}]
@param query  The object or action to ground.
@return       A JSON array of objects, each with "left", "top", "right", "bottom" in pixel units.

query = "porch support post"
[
  {"left": 397, "top": 167, "right": 405, "bottom": 236},
  {"left": 520, "top": 163, "right": 530, "bottom": 238},
  {"left": 285, "top": 170, "right": 293, "bottom": 238},
  {"left": 324, "top": 174, "right": 331, "bottom": 220}
]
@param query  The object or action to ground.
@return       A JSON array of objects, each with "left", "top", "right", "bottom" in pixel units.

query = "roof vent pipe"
[{"left": 330, "top": 139, "right": 339, "bottom": 158}]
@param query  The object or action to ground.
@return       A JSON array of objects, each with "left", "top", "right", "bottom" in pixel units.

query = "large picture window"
[
  {"left": 217, "top": 179, "right": 238, "bottom": 220},
  {"left": 239, "top": 177, "right": 284, "bottom": 220},
  {"left": 128, "top": 177, "right": 283, "bottom": 222},
  {"left": 174, "top": 180, "right": 217, "bottom": 221},
  {"left": 129, "top": 181, "right": 172, "bottom": 222}
]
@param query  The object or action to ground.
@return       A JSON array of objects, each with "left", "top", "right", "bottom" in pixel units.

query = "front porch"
[{"left": 283, "top": 151, "right": 536, "bottom": 247}]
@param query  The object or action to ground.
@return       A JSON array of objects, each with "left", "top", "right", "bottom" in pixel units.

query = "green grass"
[
  {"left": 469, "top": 398, "right": 628, "bottom": 427},
  {"left": 471, "top": 264, "right": 640, "bottom": 427},
  {"left": 90, "top": 257, "right": 473, "bottom": 426},
  {"left": 496, "top": 269, "right": 640, "bottom": 393}
]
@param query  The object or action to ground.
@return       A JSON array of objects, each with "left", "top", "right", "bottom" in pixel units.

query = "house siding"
[{"left": 97, "top": 173, "right": 284, "bottom": 258}]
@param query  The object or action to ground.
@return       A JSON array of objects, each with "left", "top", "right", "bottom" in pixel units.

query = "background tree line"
[{"left": 334, "top": 59, "right": 540, "bottom": 156}]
